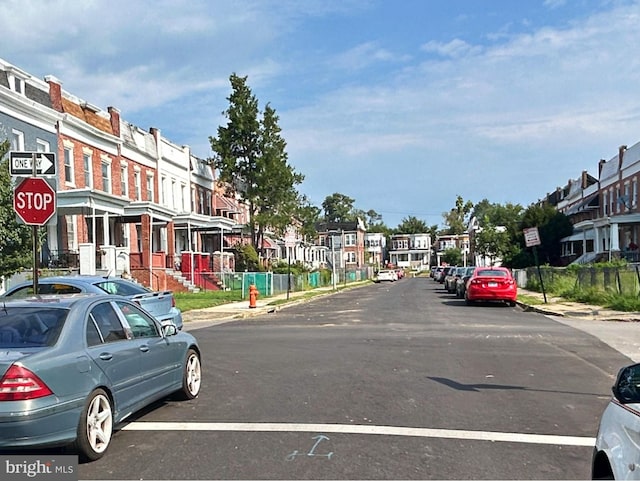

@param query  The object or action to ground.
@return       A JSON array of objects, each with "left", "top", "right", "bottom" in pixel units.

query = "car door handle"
[
  {"left": 139, "top": 345, "right": 149, "bottom": 352},
  {"left": 99, "top": 353, "right": 113, "bottom": 361}
]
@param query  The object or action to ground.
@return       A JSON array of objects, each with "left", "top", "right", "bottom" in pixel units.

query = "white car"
[
  {"left": 374, "top": 270, "right": 398, "bottom": 282},
  {"left": 592, "top": 362, "right": 640, "bottom": 480}
]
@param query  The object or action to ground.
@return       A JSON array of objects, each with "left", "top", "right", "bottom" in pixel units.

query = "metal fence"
[
  {"left": 515, "top": 265, "right": 640, "bottom": 295},
  {"left": 229, "top": 268, "right": 373, "bottom": 298}
]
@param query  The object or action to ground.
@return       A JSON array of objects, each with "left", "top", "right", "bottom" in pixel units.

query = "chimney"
[
  {"left": 598, "top": 159, "right": 606, "bottom": 177},
  {"left": 582, "top": 170, "right": 588, "bottom": 188},
  {"left": 108, "top": 106, "right": 121, "bottom": 137},
  {"left": 44, "top": 75, "right": 63, "bottom": 112},
  {"left": 619, "top": 145, "right": 627, "bottom": 169}
]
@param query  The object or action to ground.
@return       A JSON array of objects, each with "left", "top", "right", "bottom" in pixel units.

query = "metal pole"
[
  {"left": 31, "top": 152, "right": 38, "bottom": 295},
  {"left": 331, "top": 234, "right": 336, "bottom": 290},
  {"left": 287, "top": 247, "right": 291, "bottom": 300},
  {"left": 533, "top": 246, "right": 547, "bottom": 303}
]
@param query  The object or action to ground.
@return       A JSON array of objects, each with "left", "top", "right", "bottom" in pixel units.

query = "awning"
[
  {"left": 57, "top": 188, "right": 128, "bottom": 216},
  {"left": 561, "top": 230, "right": 595, "bottom": 243}
]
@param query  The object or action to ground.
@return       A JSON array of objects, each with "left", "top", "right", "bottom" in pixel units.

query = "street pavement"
[{"left": 182, "top": 280, "right": 640, "bottom": 363}]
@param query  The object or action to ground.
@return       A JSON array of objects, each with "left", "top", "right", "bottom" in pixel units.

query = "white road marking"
[{"left": 121, "top": 422, "right": 594, "bottom": 447}]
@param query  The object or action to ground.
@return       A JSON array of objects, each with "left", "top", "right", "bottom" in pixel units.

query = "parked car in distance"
[
  {"left": 592, "top": 362, "right": 640, "bottom": 480},
  {"left": 444, "top": 266, "right": 467, "bottom": 293},
  {"left": 455, "top": 266, "right": 477, "bottom": 299},
  {"left": 0, "top": 294, "right": 201, "bottom": 461},
  {"left": 2, "top": 275, "right": 183, "bottom": 330},
  {"left": 432, "top": 266, "right": 444, "bottom": 280},
  {"left": 374, "top": 270, "right": 398, "bottom": 282},
  {"left": 438, "top": 266, "right": 456, "bottom": 284},
  {"left": 465, "top": 267, "right": 518, "bottom": 306}
]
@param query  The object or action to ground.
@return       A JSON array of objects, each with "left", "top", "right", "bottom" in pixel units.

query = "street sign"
[
  {"left": 13, "top": 177, "right": 57, "bottom": 225},
  {"left": 284, "top": 231, "right": 296, "bottom": 248},
  {"left": 523, "top": 227, "right": 541, "bottom": 247},
  {"left": 9, "top": 151, "right": 56, "bottom": 176}
]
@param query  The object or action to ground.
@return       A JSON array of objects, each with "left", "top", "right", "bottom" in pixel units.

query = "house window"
[
  {"left": 181, "top": 184, "right": 187, "bottom": 212},
  {"left": 146, "top": 175, "right": 154, "bottom": 202},
  {"left": 161, "top": 176, "right": 167, "bottom": 205},
  {"left": 120, "top": 164, "right": 128, "bottom": 197},
  {"left": 35, "top": 139, "right": 50, "bottom": 152},
  {"left": 101, "top": 159, "right": 111, "bottom": 194},
  {"left": 345, "top": 233, "right": 356, "bottom": 246},
  {"left": 633, "top": 179, "right": 638, "bottom": 207},
  {"left": 346, "top": 252, "right": 356, "bottom": 263},
  {"left": 191, "top": 187, "right": 196, "bottom": 212},
  {"left": 11, "top": 129, "right": 24, "bottom": 151},
  {"left": 205, "top": 191, "right": 212, "bottom": 216},
  {"left": 63, "top": 146, "right": 74, "bottom": 185},
  {"left": 171, "top": 179, "right": 177, "bottom": 209},
  {"left": 83, "top": 152, "right": 92, "bottom": 188},
  {"left": 65, "top": 215, "right": 77, "bottom": 251},
  {"left": 134, "top": 170, "right": 141, "bottom": 201},
  {"left": 198, "top": 188, "right": 205, "bottom": 214},
  {"left": 609, "top": 188, "right": 614, "bottom": 215}
]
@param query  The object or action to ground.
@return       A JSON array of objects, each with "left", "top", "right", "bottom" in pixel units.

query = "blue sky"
[{"left": 2, "top": 0, "right": 640, "bottom": 228}]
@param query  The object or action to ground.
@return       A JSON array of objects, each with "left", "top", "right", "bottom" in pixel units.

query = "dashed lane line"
[{"left": 121, "top": 422, "right": 594, "bottom": 447}]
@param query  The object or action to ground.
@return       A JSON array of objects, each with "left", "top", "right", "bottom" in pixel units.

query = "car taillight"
[{"left": 0, "top": 364, "right": 53, "bottom": 401}]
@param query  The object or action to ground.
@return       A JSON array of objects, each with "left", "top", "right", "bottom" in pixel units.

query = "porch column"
[
  {"left": 610, "top": 222, "right": 620, "bottom": 253},
  {"left": 141, "top": 215, "right": 151, "bottom": 268}
]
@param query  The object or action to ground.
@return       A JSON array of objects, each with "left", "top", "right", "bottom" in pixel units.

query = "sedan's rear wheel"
[
  {"left": 179, "top": 349, "right": 201, "bottom": 400},
  {"left": 74, "top": 389, "right": 113, "bottom": 461}
]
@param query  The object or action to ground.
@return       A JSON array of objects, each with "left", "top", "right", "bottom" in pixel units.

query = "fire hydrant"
[{"left": 249, "top": 284, "right": 259, "bottom": 308}]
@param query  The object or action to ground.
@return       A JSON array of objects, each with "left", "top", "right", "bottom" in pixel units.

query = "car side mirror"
[
  {"left": 161, "top": 323, "right": 178, "bottom": 337},
  {"left": 612, "top": 363, "right": 640, "bottom": 404}
]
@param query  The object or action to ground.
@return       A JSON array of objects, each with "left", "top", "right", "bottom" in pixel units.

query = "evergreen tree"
[{"left": 210, "top": 74, "right": 303, "bottom": 254}]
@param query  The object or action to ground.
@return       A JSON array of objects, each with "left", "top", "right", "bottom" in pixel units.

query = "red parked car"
[{"left": 465, "top": 267, "right": 517, "bottom": 306}]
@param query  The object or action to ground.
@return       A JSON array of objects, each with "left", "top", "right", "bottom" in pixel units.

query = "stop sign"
[{"left": 14, "top": 177, "right": 56, "bottom": 225}]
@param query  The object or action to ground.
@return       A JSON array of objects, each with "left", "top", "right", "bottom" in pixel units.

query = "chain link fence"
[{"left": 514, "top": 265, "right": 640, "bottom": 295}]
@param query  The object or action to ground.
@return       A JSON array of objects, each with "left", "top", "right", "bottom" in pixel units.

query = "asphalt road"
[{"left": 76, "top": 277, "right": 631, "bottom": 480}]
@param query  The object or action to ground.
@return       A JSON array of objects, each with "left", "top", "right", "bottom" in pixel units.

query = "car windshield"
[
  {"left": 93, "top": 280, "right": 150, "bottom": 296},
  {"left": 0, "top": 307, "right": 68, "bottom": 347}
]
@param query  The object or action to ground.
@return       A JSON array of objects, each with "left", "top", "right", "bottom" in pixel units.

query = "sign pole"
[
  {"left": 287, "top": 249, "right": 291, "bottom": 300},
  {"left": 532, "top": 245, "right": 547, "bottom": 304},
  {"left": 31, "top": 152, "right": 39, "bottom": 295},
  {"left": 523, "top": 226, "right": 547, "bottom": 304}
]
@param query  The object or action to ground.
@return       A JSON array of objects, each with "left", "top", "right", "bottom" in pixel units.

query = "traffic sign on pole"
[
  {"left": 13, "top": 177, "right": 57, "bottom": 225},
  {"left": 9, "top": 151, "right": 56, "bottom": 176}
]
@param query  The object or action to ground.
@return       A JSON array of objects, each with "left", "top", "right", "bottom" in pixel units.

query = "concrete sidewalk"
[
  {"left": 181, "top": 285, "right": 338, "bottom": 329},
  {"left": 181, "top": 282, "right": 640, "bottom": 363}
]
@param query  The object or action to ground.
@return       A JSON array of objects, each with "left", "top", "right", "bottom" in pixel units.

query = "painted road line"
[{"left": 121, "top": 422, "right": 594, "bottom": 447}]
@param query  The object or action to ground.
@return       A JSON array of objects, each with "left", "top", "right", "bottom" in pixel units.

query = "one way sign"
[{"left": 9, "top": 151, "right": 56, "bottom": 176}]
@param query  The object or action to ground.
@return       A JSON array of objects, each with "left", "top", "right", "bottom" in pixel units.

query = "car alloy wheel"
[
  {"left": 181, "top": 349, "right": 201, "bottom": 399},
  {"left": 75, "top": 388, "right": 113, "bottom": 461}
]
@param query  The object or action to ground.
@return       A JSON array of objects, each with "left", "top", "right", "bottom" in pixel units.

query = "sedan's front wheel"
[
  {"left": 74, "top": 389, "right": 113, "bottom": 462},
  {"left": 179, "top": 349, "right": 201, "bottom": 400}
]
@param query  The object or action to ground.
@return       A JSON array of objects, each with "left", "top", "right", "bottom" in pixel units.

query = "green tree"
[
  {"left": 396, "top": 215, "right": 429, "bottom": 234},
  {"left": 295, "top": 195, "right": 321, "bottom": 241},
  {"left": 514, "top": 203, "right": 573, "bottom": 267},
  {"left": 472, "top": 199, "right": 525, "bottom": 266},
  {"left": 210, "top": 74, "right": 303, "bottom": 254},
  {"left": 442, "top": 247, "right": 462, "bottom": 266},
  {"left": 0, "top": 141, "right": 32, "bottom": 276},
  {"left": 443, "top": 195, "right": 474, "bottom": 235},
  {"left": 322, "top": 193, "right": 355, "bottom": 222},
  {"left": 473, "top": 219, "right": 511, "bottom": 266},
  {"left": 233, "top": 243, "right": 261, "bottom": 272}
]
